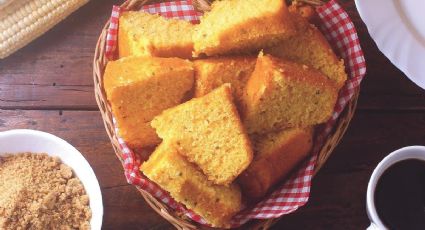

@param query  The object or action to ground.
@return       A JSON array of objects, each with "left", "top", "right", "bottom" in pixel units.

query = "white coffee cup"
[{"left": 366, "top": 146, "right": 425, "bottom": 230}]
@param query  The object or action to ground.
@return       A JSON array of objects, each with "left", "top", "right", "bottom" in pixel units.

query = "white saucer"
[
  {"left": 356, "top": 0, "right": 425, "bottom": 89},
  {"left": 0, "top": 129, "right": 103, "bottom": 230}
]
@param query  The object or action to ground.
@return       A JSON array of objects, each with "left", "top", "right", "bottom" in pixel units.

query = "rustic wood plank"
[
  {"left": 2, "top": 109, "right": 424, "bottom": 229},
  {"left": 1, "top": 0, "right": 425, "bottom": 229},
  {"left": 272, "top": 110, "right": 425, "bottom": 229},
  {"left": 98, "top": 110, "right": 425, "bottom": 230},
  {"left": 102, "top": 185, "right": 174, "bottom": 229},
  {"left": 272, "top": 170, "right": 371, "bottom": 230},
  {"left": 0, "top": 109, "right": 175, "bottom": 229},
  {"left": 322, "top": 110, "right": 425, "bottom": 173},
  {"left": 0, "top": 0, "right": 119, "bottom": 110},
  {"left": 0, "top": 0, "right": 425, "bottom": 111},
  {"left": 0, "top": 109, "right": 127, "bottom": 188}
]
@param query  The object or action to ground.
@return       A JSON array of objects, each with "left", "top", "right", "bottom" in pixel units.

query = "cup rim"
[{"left": 366, "top": 145, "right": 425, "bottom": 229}]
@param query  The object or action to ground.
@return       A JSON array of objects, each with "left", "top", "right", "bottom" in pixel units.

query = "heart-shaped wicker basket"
[{"left": 93, "top": 0, "right": 360, "bottom": 229}]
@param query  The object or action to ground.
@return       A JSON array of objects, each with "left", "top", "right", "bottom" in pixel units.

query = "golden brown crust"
[
  {"left": 288, "top": 2, "right": 320, "bottom": 25},
  {"left": 119, "top": 11, "right": 194, "bottom": 59},
  {"left": 268, "top": 54, "right": 339, "bottom": 86},
  {"left": 108, "top": 7, "right": 349, "bottom": 226},
  {"left": 193, "top": 0, "right": 296, "bottom": 56},
  {"left": 243, "top": 53, "right": 338, "bottom": 134},
  {"left": 141, "top": 142, "right": 242, "bottom": 228},
  {"left": 265, "top": 13, "right": 347, "bottom": 89},
  {"left": 118, "top": 19, "right": 132, "bottom": 58},
  {"left": 238, "top": 127, "right": 314, "bottom": 199},
  {"left": 193, "top": 56, "right": 256, "bottom": 110},
  {"left": 104, "top": 56, "right": 194, "bottom": 149},
  {"left": 243, "top": 53, "right": 275, "bottom": 117},
  {"left": 151, "top": 84, "right": 253, "bottom": 186}
]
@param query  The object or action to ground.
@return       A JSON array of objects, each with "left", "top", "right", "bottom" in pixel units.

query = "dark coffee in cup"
[{"left": 374, "top": 159, "right": 425, "bottom": 230}]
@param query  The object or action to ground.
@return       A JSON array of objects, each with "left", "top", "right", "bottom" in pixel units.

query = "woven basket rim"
[{"left": 92, "top": 0, "right": 360, "bottom": 229}]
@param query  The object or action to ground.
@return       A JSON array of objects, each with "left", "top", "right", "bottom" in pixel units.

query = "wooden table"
[{"left": 1, "top": 0, "right": 424, "bottom": 229}]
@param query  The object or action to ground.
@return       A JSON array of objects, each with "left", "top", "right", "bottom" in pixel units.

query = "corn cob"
[{"left": 0, "top": 0, "right": 89, "bottom": 59}]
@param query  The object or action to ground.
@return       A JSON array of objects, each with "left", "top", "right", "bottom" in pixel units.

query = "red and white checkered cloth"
[{"left": 105, "top": 0, "right": 366, "bottom": 227}]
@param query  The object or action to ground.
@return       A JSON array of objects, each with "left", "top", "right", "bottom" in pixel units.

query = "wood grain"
[
  {"left": 0, "top": 110, "right": 126, "bottom": 188},
  {"left": 0, "top": 109, "right": 174, "bottom": 229},
  {"left": 1, "top": 109, "right": 424, "bottom": 229},
  {"left": 102, "top": 185, "right": 174, "bottom": 229},
  {"left": 1, "top": 0, "right": 425, "bottom": 229},
  {"left": 0, "top": 0, "right": 119, "bottom": 110},
  {"left": 272, "top": 110, "right": 425, "bottom": 229},
  {"left": 1, "top": 0, "right": 425, "bottom": 111}
]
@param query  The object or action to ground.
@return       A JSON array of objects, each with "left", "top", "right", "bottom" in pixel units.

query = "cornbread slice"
[
  {"left": 288, "top": 2, "right": 319, "bottom": 24},
  {"left": 104, "top": 56, "right": 194, "bottom": 149},
  {"left": 265, "top": 13, "right": 347, "bottom": 89},
  {"left": 194, "top": 56, "right": 256, "bottom": 109},
  {"left": 243, "top": 53, "right": 338, "bottom": 134},
  {"left": 151, "top": 84, "right": 253, "bottom": 185},
  {"left": 238, "top": 127, "right": 313, "bottom": 199},
  {"left": 193, "top": 0, "right": 295, "bottom": 56},
  {"left": 141, "top": 142, "right": 242, "bottom": 228},
  {"left": 119, "top": 11, "right": 194, "bottom": 59}
]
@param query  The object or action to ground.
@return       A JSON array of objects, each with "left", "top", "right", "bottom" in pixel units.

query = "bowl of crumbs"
[{"left": 0, "top": 129, "right": 103, "bottom": 230}]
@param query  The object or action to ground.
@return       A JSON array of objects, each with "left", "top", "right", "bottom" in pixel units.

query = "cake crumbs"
[{"left": 0, "top": 153, "right": 92, "bottom": 230}]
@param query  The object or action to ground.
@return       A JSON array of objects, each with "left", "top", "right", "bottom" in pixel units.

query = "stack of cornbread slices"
[{"left": 103, "top": 0, "right": 347, "bottom": 227}]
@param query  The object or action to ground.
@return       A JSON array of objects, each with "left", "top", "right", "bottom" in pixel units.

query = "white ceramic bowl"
[{"left": 0, "top": 129, "right": 103, "bottom": 230}]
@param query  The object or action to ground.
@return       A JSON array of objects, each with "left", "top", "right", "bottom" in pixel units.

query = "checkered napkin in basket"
[{"left": 105, "top": 0, "right": 366, "bottom": 227}]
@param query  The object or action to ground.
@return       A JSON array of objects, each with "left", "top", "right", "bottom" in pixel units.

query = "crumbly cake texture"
[
  {"left": 0, "top": 153, "right": 91, "bottom": 230},
  {"left": 151, "top": 84, "right": 253, "bottom": 186},
  {"left": 192, "top": 0, "right": 296, "bottom": 56},
  {"left": 141, "top": 142, "right": 242, "bottom": 228},
  {"left": 265, "top": 13, "right": 347, "bottom": 89},
  {"left": 288, "top": 2, "right": 319, "bottom": 24},
  {"left": 193, "top": 56, "right": 256, "bottom": 110},
  {"left": 243, "top": 53, "right": 338, "bottom": 135},
  {"left": 104, "top": 56, "right": 194, "bottom": 149},
  {"left": 238, "top": 127, "right": 313, "bottom": 199},
  {"left": 119, "top": 11, "right": 194, "bottom": 59}
]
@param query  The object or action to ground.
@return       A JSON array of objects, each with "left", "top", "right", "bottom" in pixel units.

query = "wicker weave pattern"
[
  {"left": 93, "top": 0, "right": 361, "bottom": 229},
  {"left": 0, "top": 0, "right": 88, "bottom": 59}
]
